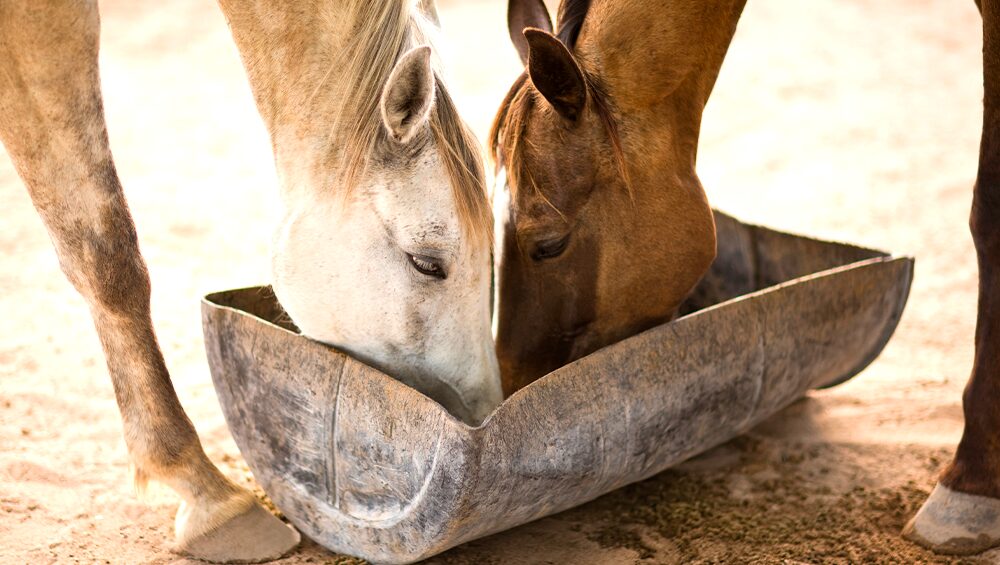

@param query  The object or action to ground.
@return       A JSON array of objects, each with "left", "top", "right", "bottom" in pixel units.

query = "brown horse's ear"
[
  {"left": 524, "top": 28, "right": 586, "bottom": 122},
  {"left": 508, "top": 0, "right": 553, "bottom": 65}
]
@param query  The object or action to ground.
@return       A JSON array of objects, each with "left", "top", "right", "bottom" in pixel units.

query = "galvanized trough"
[{"left": 202, "top": 211, "right": 913, "bottom": 564}]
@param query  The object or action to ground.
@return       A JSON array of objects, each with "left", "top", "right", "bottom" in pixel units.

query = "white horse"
[
  {"left": 245, "top": 1, "right": 503, "bottom": 424},
  {"left": 0, "top": 0, "right": 501, "bottom": 562}
]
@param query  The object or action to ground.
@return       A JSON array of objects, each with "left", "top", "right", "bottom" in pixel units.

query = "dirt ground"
[{"left": 0, "top": 0, "right": 993, "bottom": 563}]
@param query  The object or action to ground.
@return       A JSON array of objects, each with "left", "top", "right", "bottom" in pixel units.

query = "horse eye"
[
  {"left": 409, "top": 254, "right": 447, "bottom": 279},
  {"left": 532, "top": 235, "right": 570, "bottom": 261}
]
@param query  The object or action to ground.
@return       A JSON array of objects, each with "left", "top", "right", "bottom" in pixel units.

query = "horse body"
[
  {"left": 0, "top": 0, "right": 499, "bottom": 561},
  {"left": 491, "top": 0, "right": 745, "bottom": 392}
]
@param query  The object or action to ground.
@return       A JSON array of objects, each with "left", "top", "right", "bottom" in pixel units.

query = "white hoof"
[
  {"left": 903, "top": 483, "right": 1000, "bottom": 555},
  {"left": 174, "top": 495, "right": 300, "bottom": 563}
]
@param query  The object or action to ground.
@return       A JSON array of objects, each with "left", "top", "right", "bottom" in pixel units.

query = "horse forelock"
[
  {"left": 430, "top": 75, "right": 493, "bottom": 246},
  {"left": 331, "top": 0, "right": 491, "bottom": 246}
]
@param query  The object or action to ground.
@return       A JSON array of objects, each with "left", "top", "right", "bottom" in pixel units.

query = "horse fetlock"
[
  {"left": 126, "top": 439, "right": 245, "bottom": 508},
  {"left": 123, "top": 424, "right": 205, "bottom": 482},
  {"left": 173, "top": 490, "right": 300, "bottom": 563},
  {"left": 904, "top": 483, "right": 1000, "bottom": 555}
]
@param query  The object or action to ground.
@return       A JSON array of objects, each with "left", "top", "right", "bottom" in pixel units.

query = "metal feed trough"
[{"left": 201, "top": 211, "right": 913, "bottom": 564}]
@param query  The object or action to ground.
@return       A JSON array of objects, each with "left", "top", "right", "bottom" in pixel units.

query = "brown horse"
[
  {"left": 494, "top": 0, "right": 1000, "bottom": 556},
  {"left": 490, "top": 0, "right": 742, "bottom": 391}
]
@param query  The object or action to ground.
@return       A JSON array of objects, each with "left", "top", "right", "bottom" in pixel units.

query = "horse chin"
[{"left": 498, "top": 335, "right": 575, "bottom": 395}]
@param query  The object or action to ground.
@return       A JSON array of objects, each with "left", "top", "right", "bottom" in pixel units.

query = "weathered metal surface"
[{"left": 201, "top": 212, "right": 914, "bottom": 564}]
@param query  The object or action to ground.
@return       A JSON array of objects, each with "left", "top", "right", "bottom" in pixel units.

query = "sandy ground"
[{"left": 0, "top": 0, "right": 993, "bottom": 563}]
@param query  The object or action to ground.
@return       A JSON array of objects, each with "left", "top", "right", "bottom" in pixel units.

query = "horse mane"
[
  {"left": 555, "top": 0, "right": 591, "bottom": 47},
  {"left": 333, "top": 0, "right": 491, "bottom": 242},
  {"left": 489, "top": 0, "right": 629, "bottom": 205}
]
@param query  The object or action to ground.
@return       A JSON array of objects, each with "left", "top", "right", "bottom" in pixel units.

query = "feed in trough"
[{"left": 202, "top": 211, "right": 913, "bottom": 564}]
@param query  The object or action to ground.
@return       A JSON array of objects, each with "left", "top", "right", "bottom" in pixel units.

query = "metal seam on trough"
[{"left": 329, "top": 359, "right": 346, "bottom": 509}]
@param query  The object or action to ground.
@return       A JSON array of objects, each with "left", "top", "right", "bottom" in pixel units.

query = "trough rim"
[{"left": 201, "top": 253, "right": 915, "bottom": 433}]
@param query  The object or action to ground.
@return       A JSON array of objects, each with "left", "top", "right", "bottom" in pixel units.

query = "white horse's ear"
[
  {"left": 419, "top": 0, "right": 440, "bottom": 25},
  {"left": 381, "top": 45, "right": 436, "bottom": 144}
]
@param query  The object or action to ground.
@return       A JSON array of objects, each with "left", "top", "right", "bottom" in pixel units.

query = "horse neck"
[
  {"left": 217, "top": 1, "right": 433, "bottom": 195},
  {"left": 577, "top": 0, "right": 745, "bottom": 173},
  {"left": 218, "top": 2, "right": 351, "bottom": 132}
]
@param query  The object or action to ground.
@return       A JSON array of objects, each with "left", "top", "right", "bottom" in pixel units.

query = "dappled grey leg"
[{"left": 0, "top": 1, "right": 297, "bottom": 561}]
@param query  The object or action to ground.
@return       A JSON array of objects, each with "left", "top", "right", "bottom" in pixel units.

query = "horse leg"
[
  {"left": 0, "top": 2, "right": 298, "bottom": 561},
  {"left": 903, "top": 0, "right": 1000, "bottom": 555}
]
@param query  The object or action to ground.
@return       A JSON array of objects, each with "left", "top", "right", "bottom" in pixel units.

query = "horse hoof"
[
  {"left": 903, "top": 483, "right": 1000, "bottom": 555},
  {"left": 175, "top": 497, "right": 301, "bottom": 563}
]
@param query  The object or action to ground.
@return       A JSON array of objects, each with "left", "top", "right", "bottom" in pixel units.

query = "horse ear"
[
  {"left": 508, "top": 0, "right": 553, "bottom": 65},
  {"left": 418, "top": 0, "right": 440, "bottom": 25},
  {"left": 524, "top": 28, "right": 586, "bottom": 122},
  {"left": 381, "top": 45, "right": 436, "bottom": 144}
]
